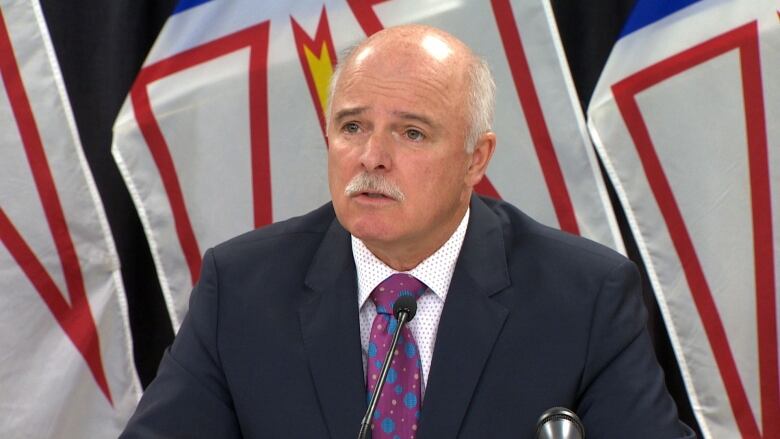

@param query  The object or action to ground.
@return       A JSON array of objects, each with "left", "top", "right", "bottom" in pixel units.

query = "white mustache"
[{"left": 344, "top": 173, "right": 405, "bottom": 201}]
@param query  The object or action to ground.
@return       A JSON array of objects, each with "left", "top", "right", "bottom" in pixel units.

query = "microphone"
[
  {"left": 392, "top": 295, "right": 417, "bottom": 321},
  {"left": 357, "top": 296, "right": 418, "bottom": 439},
  {"left": 536, "top": 407, "right": 585, "bottom": 439}
]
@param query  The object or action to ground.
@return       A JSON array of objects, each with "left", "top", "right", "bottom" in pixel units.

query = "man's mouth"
[{"left": 362, "top": 192, "right": 390, "bottom": 199}]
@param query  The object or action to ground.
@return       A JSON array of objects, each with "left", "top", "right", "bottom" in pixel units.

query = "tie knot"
[{"left": 371, "top": 273, "right": 426, "bottom": 315}]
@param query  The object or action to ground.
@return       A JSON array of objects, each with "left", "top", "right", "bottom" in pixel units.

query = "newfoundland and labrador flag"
[
  {"left": 588, "top": 1, "right": 780, "bottom": 437},
  {"left": 0, "top": 0, "right": 141, "bottom": 437},
  {"left": 112, "top": 0, "right": 623, "bottom": 329}
]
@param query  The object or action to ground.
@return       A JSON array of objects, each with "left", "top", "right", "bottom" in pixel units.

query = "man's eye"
[
  {"left": 405, "top": 129, "right": 424, "bottom": 141},
  {"left": 342, "top": 122, "right": 360, "bottom": 134}
]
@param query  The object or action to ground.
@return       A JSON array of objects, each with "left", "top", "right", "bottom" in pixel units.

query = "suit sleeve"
[
  {"left": 577, "top": 259, "right": 695, "bottom": 439},
  {"left": 119, "top": 249, "right": 242, "bottom": 439}
]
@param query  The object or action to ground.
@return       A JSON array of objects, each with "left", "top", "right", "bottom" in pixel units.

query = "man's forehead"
[
  {"left": 333, "top": 58, "right": 456, "bottom": 107},
  {"left": 326, "top": 25, "right": 473, "bottom": 128}
]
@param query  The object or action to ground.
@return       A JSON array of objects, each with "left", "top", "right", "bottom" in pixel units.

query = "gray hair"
[
  {"left": 464, "top": 57, "right": 496, "bottom": 152},
  {"left": 324, "top": 44, "right": 357, "bottom": 133},
  {"left": 326, "top": 46, "right": 495, "bottom": 153}
]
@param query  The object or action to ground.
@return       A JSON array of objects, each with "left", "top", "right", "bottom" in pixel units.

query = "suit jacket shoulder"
[
  {"left": 211, "top": 201, "right": 337, "bottom": 271},
  {"left": 481, "top": 194, "right": 629, "bottom": 276},
  {"left": 431, "top": 195, "right": 692, "bottom": 439}
]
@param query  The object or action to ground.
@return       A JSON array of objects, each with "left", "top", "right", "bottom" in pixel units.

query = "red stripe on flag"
[
  {"left": 247, "top": 24, "right": 273, "bottom": 230},
  {"left": 346, "top": 0, "right": 388, "bottom": 37},
  {"left": 474, "top": 178, "right": 501, "bottom": 200},
  {"left": 612, "top": 21, "right": 777, "bottom": 438},
  {"left": 740, "top": 23, "right": 779, "bottom": 439},
  {"left": 130, "top": 21, "right": 272, "bottom": 285},
  {"left": 0, "top": 10, "right": 112, "bottom": 404},
  {"left": 490, "top": 0, "right": 579, "bottom": 234}
]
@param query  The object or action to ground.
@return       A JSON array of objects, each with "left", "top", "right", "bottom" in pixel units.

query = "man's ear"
[{"left": 465, "top": 131, "right": 496, "bottom": 187}]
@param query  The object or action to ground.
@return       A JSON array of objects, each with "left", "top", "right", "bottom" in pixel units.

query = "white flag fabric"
[
  {"left": 112, "top": 0, "right": 623, "bottom": 329},
  {"left": 588, "top": 0, "right": 780, "bottom": 437},
  {"left": 0, "top": 1, "right": 141, "bottom": 437}
]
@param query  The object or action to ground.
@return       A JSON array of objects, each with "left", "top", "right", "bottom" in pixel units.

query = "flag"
[
  {"left": 588, "top": 0, "right": 780, "bottom": 437},
  {"left": 112, "top": 0, "right": 623, "bottom": 328},
  {"left": 0, "top": 0, "right": 141, "bottom": 437}
]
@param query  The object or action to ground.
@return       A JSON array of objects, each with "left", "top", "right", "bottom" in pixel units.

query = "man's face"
[{"left": 327, "top": 36, "right": 478, "bottom": 267}]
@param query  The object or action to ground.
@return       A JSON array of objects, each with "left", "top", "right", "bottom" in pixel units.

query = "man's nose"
[{"left": 360, "top": 131, "right": 391, "bottom": 171}]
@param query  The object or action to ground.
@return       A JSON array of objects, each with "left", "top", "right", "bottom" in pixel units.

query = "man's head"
[{"left": 326, "top": 25, "right": 496, "bottom": 270}]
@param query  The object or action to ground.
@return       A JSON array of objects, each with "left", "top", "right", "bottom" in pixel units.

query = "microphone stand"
[{"left": 357, "top": 305, "right": 414, "bottom": 439}]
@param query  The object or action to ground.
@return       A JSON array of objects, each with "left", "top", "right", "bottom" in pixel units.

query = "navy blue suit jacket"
[{"left": 121, "top": 195, "right": 694, "bottom": 438}]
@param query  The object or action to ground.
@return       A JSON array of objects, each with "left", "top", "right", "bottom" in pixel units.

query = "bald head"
[{"left": 326, "top": 25, "right": 495, "bottom": 152}]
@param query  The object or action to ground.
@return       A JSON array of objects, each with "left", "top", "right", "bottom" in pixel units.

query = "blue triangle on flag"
[
  {"left": 173, "top": 0, "right": 214, "bottom": 14},
  {"left": 619, "top": 0, "right": 702, "bottom": 38}
]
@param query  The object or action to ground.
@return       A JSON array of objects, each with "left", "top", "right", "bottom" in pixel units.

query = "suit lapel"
[
  {"left": 417, "top": 196, "right": 511, "bottom": 438},
  {"left": 299, "top": 218, "right": 366, "bottom": 439}
]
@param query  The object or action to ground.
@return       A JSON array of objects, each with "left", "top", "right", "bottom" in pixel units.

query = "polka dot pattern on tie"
[{"left": 354, "top": 209, "right": 470, "bottom": 400}]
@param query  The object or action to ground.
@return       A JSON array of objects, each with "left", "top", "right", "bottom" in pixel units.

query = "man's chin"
[
  {"left": 345, "top": 218, "right": 399, "bottom": 244},
  {"left": 332, "top": 199, "right": 405, "bottom": 242}
]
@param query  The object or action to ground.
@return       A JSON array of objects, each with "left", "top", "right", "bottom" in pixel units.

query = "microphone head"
[
  {"left": 393, "top": 296, "right": 418, "bottom": 322},
  {"left": 536, "top": 407, "right": 584, "bottom": 439}
]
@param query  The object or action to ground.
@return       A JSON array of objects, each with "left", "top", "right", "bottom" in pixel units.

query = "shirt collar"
[{"left": 353, "top": 208, "right": 470, "bottom": 309}]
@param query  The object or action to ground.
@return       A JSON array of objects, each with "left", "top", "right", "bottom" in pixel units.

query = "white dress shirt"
[{"left": 353, "top": 208, "right": 469, "bottom": 398}]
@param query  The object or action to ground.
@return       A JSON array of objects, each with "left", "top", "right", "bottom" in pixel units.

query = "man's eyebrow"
[
  {"left": 333, "top": 107, "right": 368, "bottom": 123},
  {"left": 332, "top": 107, "right": 437, "bottom": 128},
  {"left": 395, "top": 111, "right": 436, "bottom": 127}
]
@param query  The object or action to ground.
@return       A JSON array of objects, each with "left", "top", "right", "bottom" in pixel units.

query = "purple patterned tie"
[{"left": 367, "top": 273, "right": 426, "bottom": 439}]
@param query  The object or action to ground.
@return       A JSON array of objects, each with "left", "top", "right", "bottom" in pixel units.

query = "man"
[{"left": 121, "top": 25, "right": 694, "bottom": 438}]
